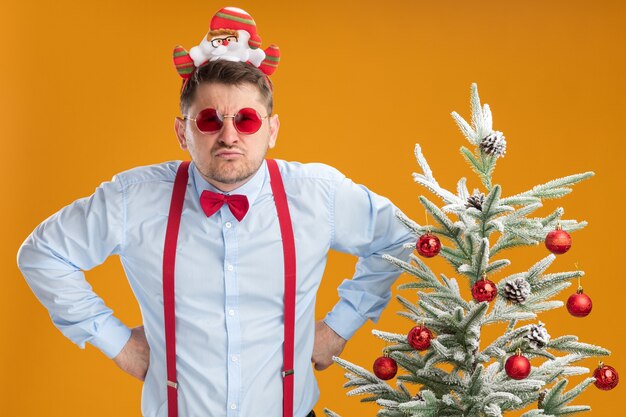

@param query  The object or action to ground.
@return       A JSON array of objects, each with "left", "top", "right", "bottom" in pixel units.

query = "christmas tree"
[{"left": 323, "top": 84, "right": 618, "bottom": 417}]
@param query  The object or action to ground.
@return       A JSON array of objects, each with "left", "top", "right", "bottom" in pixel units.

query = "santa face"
[
  {"left": 188, "top": 28, "right": 267, "bottom": 68},
  {"left": 208, "top": 30, "right": 252, "bottom": 62}
]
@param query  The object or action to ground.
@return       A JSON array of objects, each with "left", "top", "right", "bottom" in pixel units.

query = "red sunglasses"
[{"left": 184, "top": 107, "right": 269, "bottom": 135}]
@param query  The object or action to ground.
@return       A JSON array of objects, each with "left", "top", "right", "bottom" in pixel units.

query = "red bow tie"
[{"left": 199, "top": 190, "right": 249, "bottom": 222}]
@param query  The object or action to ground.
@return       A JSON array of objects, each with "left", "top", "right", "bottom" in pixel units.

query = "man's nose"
[
  {"left": 223, "top": 40, "right": 229, "bottom": 46},
  {"left": 218, "top": 117, "right": 239, "bottom": 145}
]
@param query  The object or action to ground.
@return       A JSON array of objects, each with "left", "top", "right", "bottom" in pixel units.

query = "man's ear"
[
  {"left": 174, "top": 117, "right": 188, "bottom": 150},
  {"left": 268, "top": 114, "right": 280, "bottom": 149}
]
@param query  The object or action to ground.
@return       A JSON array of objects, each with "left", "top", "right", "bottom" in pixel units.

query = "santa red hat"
[{"left": 210, "top": 7, "right": 262, "bottom": 49}]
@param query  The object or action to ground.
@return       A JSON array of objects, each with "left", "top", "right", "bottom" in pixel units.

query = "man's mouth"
[{"left": 215, "top": 151, "right": 244, "bottom": 158}]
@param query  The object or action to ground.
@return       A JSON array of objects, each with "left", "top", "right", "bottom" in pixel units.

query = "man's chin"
[
  {"left": 208, "top": 166, "right": 253, "bottom": 185},
  {"left": 212, "top": 175, "right": 248, "bottom": 185},
  {"left": 200, "top": 157, "right": 265, "bottom": 186}
]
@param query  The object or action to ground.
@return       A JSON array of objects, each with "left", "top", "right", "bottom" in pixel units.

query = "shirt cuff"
[
  {"left": 323, "top": 299, "right": 369, "bottom": 341},
  {"left": 89, "top": 316, "right": 132, "bottom": 359}
]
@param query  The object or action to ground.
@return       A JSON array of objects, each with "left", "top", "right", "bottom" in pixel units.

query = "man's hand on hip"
[
  {"left": 311, "top": 320, "right": 347, "bottom": 371},
  {"left": 113, "top": 325, "right": 150, "bottom": 381}
]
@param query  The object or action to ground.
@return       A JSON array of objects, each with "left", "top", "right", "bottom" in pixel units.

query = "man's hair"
[{"left": 179, "top": 60, "right": 273, "bottom": 116}]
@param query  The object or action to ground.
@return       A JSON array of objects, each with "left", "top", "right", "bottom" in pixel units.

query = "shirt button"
[
  {"left": 231, "top": 355, "right": 238, "bottom": 362},
  {"left": 228, "top": 309, "right": 235, "bottom": 316},
  {"left": 230, "top": 403, "right": 237, "bottom": 410},
  {"left": 227, "top": 264, "right": 234, "bottom": 271},
  {"left": 225, "top": 222, "right": 232, "bottom": 229}
]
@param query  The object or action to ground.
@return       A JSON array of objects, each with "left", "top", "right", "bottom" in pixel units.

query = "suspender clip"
[
  {"left": 282, "top": 369, "right": 294, "bottom": 378},
  {"left": 167, "top": 380, "right": 178, "bottom": 389}
]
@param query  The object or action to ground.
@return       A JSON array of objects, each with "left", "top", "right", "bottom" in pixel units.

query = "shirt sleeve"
[
  {"left": 16, "top": 175, "right": 132, "bottom": 359},
  {"left": 323, "top": 174, "right": 415, "bottom": 340}
]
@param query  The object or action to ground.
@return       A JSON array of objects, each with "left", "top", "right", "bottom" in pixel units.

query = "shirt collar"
[{"left": 190, "top": 159, "right": 268, "bottom": 209}]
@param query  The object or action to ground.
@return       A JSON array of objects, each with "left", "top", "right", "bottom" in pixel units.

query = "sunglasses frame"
[{"left": 184, "top": 107, "right": 270, "bottom": 135}]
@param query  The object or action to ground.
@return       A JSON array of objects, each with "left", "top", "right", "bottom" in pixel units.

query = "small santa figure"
[
  {"left": 189, "top": 7, "right": 266, "bottom": 67},
  {"left": 174, "top": 6, "right": 280, "bottom": 80}
]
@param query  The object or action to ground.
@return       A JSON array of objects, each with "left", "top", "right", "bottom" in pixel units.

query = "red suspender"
[
  {"left": 267, "top": 159, "right": 297, "bottom": 417},
  {"left": 163, "top": 160, "right": 190, "bottom": 417},
  {"left": 162, "top": 159, "right": 296, "bottom": 417}
]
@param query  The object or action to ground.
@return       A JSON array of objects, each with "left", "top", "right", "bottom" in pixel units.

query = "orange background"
[{"left": 2, "top": 0, "right": 625, "bottom": 415}]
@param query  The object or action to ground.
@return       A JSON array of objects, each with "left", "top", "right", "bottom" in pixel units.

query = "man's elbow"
[
  {"left": 16, "top": 237, "right": 31, "bottom": 272},
  {"left": 16, "top": 235, "right": 39, "bottom": 274}
]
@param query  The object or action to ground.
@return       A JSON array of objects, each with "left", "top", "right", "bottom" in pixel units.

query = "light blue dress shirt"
[{"left": 17, "top": 159, "right": 414, "bottom": 417}]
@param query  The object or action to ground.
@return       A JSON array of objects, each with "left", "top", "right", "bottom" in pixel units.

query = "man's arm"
[
  {"left": 113, "top": 325, "right": 150, "bottom": 380},
  {"left": 314, "top": 174, "right": 414, "bottom": 368},
  {"left": 311, "top": 320, "right": 347, "bottom": 370},
  {"left": 17, "top": 177, "right": 133, "bottom": 361}
]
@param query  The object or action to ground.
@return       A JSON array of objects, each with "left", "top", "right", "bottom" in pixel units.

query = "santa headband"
[{"left": 172, "top": 6, "right": 280, "bottom": 92}]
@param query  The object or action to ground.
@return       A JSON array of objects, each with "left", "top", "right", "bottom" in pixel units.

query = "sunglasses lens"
[
  {"left": 234, "top": 108, "right": 262, "bottom": 134},
  {"left": 195, "top": 108, "right": 223, "bottom": 133}
]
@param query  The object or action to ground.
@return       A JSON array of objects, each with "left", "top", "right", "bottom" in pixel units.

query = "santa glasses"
[
  {"left": 210, "top": 36, "right": 238, "bottom": 47},
  {"left": 184, "top": 108, "right": 269, "bottom": 135}
]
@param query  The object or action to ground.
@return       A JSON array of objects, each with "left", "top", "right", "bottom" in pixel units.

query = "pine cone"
[
  {"left": 538, "top": 389, "right": 548, "bottom": 408},
  {"left": 480, "top": 131, "right": 507, "bottom": 158},
  {"left": 465, "top": 190, "right": 485, "bottom": 210},
  {"left": 525, "top": 322, "right": 551, "bottom": 350},
  {"left": 503, "top": 277, "right": 531, "bottom": 303},
  {"left": 412, "top": 392, "right": 424, "bottom": 401}
]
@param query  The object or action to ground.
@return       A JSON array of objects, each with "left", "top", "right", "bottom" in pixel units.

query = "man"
[{"left": 17, "top": 13, "right": 414, "bottom": 417}]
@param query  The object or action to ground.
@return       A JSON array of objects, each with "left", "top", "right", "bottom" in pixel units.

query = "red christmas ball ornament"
[
  {"left": 416, "top": 233, "right": 441, "bottom": 258},
  {"left": 505, "top": 350, "right": 532, "bottom": 380},
  {"left": 472, "top": 276, "right": 498, "bottom": 302},
  {"left": 373, "top": 355, "right": 398, "bottom": 380},
  {"left": 545, "top": 224, "right": 572, "bottom": 255},
  {"left": 594, "top": 362, "right": 619, "bottom": 390},
  {"left": 407, "top": 325, "right": 433, "bottom": 351},
  {"left": 566, "top": 287, "right": 592, "bottom": 317}
]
